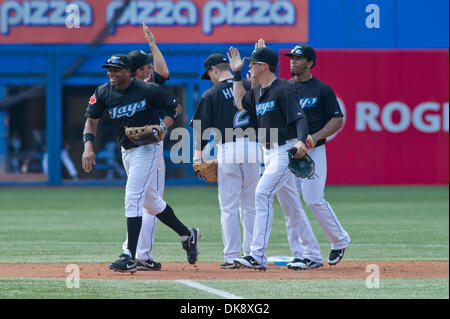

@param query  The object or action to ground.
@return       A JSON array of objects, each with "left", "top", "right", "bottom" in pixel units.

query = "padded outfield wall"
[{"left": 0, "top": 0, "right": 448, "bottom": 185}]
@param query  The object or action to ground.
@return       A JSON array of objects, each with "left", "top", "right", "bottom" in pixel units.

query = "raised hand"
[
  {"left": 142, "top": 23, "right": 155, "bottom": 45},
  {"left": 227, "top": 47, "right": 245, "bottom": 72},
  {"left": 255, "top": 38, "right": 266, "bottom": 49}
]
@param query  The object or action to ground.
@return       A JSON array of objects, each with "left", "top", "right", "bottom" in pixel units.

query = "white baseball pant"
[
  {"left": 121, "top": 142, "right": 166, "bottom": 260},
  {"left": 217, "top": 138, "right": 261, "bottom": 263},
  {"left": 286, "top": 145, "right": 350, "bottom": 258},
  {"left": 250, "top": 139, "right": 322, "bottom": 267}
]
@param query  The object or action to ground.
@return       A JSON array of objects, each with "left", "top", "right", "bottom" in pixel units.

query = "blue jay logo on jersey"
[
  {"left": 108, "top": 99, "right": 147, "bottom": 119},
  {"left": 256, "top": 101, "right": 276, "bottom": 116},
  {"left": 299, "top": 97, "right": 318, "bottom": 109},
  {"left": 233, "top": 109, "right": 250, "bottom": 127}
]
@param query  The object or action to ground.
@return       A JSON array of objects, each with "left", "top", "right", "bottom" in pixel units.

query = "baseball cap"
[
  {"left": 244, "top": 47, "right": 278, "bottom": 67},
  {"left": 102, "top": 54, "right": 131, "bottom": 69},
  {"left": 285, "top": 44, "right": 316, "bottom": 67},
  {"left": 128, "top": 50, "right": 153, "bottom": 72},
  {"left": 201, "top": 53, "right": 229, "bottom": 80}
]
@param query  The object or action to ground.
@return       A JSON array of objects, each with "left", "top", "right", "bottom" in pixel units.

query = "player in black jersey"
[
  {"left": 229, "top": 46, "right": 322, "bottom": 270},
  {"left": 120, "top": 25, "right": 181, "bottom": 271},
  {"left": 190, "top": 53, "right": 260, "bottom": 269},
  {"left": 285, "top": 44, "right": 350, "bottom": 267},
  {"left": 81, "top": 54, "right": 200, "bottom": 273},
  {"left": 128, "top": 23, "right": 169, "bottom": 85}
]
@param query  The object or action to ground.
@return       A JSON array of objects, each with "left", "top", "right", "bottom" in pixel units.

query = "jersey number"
[{"left": 233, "top": 110, "right": 250, "bottom": 128}]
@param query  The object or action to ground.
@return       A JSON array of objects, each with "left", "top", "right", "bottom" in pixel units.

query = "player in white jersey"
[{"left": 191, "top": 53, "right": 260, "bottom": 269}]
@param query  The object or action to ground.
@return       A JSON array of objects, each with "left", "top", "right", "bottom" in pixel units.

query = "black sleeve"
[
  {"left": 241, "top": 88, "right": 256, "bottom": 114},
  {"left": 152, "top": 71, "right": 168, "bottom": 86},
  {"left": 295, "top": 117, "right": 309, "bottom": 143},
  {"left": 85, "top": 87, "right": 107, "bottom": 119},
  {"left": 190, "top": 93, "right": 213, "bottom": 150},
  {"left": 323, "top": 85, "right": 343, "bottom": 119}
]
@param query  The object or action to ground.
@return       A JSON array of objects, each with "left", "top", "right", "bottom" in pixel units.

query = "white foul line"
[{"left": 176, "top": 280, "right": 243, "bottom": 299}]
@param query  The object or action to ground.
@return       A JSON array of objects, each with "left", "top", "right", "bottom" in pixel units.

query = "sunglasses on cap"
[
  {"left": 250, "top": 60, "right": 266, "bottom": 65},
  {"left": 107, "top": 57, "right": 127, "bottom": 67}
]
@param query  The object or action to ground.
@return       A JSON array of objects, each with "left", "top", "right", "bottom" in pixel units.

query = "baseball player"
[
  {"left": 284, "top": 44, "right": 351, "bottom": 269},
  {"left": 121, "top": 25, "right": 180, "bottom": 271},
  {"left": 190, "top": 53, "right": 260, "bottom": 269},
  {"left": 82, "top": 54, "right": 200, "bottom": 273},
  {"left": 229, "top": 46, "right": 322, "bottom": 270},
  {"left": 128, "top": 23, "right": 170, "bottom": 85}
]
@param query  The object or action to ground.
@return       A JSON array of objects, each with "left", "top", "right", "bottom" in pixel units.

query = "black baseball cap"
[
  {"left": 102, "top": 54, "right": 131, "bottom": 69},
  {"left": 244, "top": 47, "right": 278, "bottom": 67},
  {"left": 201, "top": 53, "right": 229, "bottom": 80},
  {"left": 285, "top": 44, "right": 316, "bottom": 68},
  {"left": 128, "top": 50, "right": 153, "bottom": 72}
]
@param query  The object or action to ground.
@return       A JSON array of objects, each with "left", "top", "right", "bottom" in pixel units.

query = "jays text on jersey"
[
  {"left": 242, "top": 79, "right": 305, "bottom": 147},
  {"left": 288, "top": 77, "right": 343, "bottom": 147},
  {"left": 85, "top": 78, "right": 178, "bottom": 150}
]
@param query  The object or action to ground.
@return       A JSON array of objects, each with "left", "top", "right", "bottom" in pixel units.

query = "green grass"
[
  {"left": 0, "top": 185, "right": 448, "bottom": 299},
  {"left": 0, "top": 278, "right": 447, "bottom": 299}
]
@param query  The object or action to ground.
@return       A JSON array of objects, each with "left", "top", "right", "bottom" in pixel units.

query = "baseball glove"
[
  {"left": 125, "top": 125, "right": 165, "bottom": 145},
  {"left": 192, "top": 160, "right": 218, "bottom": 183},
  {"left": 287, "top": 147, "right": 315, "bottom": 178}
]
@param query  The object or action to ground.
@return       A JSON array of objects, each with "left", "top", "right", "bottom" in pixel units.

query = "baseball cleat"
[
  {"left": 220, "top": 262, "right": 240, "bottom": 269},
  {"left": 328, "top": 248, "right": 346, "bottom": 265},
  {"left": 136, "top": 259, "right": 162, "bottom": 271},
  {"left": 182, "top": 228, "right": 200, "bottom": 264},
  {"left": 109, "top": 254, "right": 137, "bottom": 274},
  {"left": 233, "top": 256, "right": 267, "bottom": 271},
  {"left": 287, "top": 258, "right": 323, "bottom": 270}
]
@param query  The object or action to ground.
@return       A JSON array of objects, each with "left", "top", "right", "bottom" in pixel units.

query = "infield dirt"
[{"left": 0, "top": 261, "right": 447, "bottom": 280}]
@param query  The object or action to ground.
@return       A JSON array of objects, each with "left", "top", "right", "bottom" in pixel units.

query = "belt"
[{"left": 264, "top": 140, "right": 286, "bottom": 150}]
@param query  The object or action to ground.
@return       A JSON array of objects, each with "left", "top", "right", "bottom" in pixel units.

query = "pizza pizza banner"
[{"left": 0, "top": 0, "right": 308, "bottom": 44}]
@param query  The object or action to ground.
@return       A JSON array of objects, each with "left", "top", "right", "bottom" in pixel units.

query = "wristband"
[
  {"left": 159, "top": 122, "right": 168, "bottom": 135},
  {"left": 82, "top": 133, "right": 94, "bottom": 144},
  {"left": 232, "top": 71, "right": 242, "bottom": 82}
]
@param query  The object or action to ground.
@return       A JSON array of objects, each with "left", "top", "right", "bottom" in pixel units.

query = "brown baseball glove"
[
  {"left": 125, "top": 125, "right": 165, "bottom": 145},
  {"left": 192, "top": 160, "right": 218, "bottom": 183}
]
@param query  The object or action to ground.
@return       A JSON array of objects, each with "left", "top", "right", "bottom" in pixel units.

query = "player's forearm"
[
  {"left": 193, "top": 149, "right": 203, "bottom": 161},
  {"left": 161, "top": 116, "right": 174, "bottom": 129},
  {"left": 232, "top": 80, "right": 246, "bottom": 110},
  {"left": 83, "top": 118, "right": 99, "bottom": 149},
  {"left": 149, "top": 43, "right": 169, "bottom": 79},
  {"left": 311, "top": 117, "right": 343, "bottom": 142}
]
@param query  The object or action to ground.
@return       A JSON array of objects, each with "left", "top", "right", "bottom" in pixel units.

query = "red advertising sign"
[
  {"left": 279, "top": 49, "right": 449, "bottom": 184},
  {"left": 0, "top": 0, "right": 308, "bottom": 44}
]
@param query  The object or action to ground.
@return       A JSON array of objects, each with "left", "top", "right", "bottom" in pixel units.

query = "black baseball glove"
[{"left": 287, "top": 147, "right": 315, "bottom": 178}]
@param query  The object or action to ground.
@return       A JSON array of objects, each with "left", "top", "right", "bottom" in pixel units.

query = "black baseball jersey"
[
  {"left": 143, "top": 72, "right": 173, "bottom": 121},
  {"left": 242, "top": 79, "right": 305, "bottom": 146},
  {"left": 85, "top": 78, "right": 179, "bottom": 150},
  {"left": 288, "top": 76, "right": 343, "bottom": 147},
  {"left": 190, "top": 79, "right": 255, "bottom": 150}
]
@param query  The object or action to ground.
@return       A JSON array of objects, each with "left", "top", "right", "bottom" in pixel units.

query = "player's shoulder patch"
[{"left": 89, "top": 94, "right": 96, "bottom": 105}]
